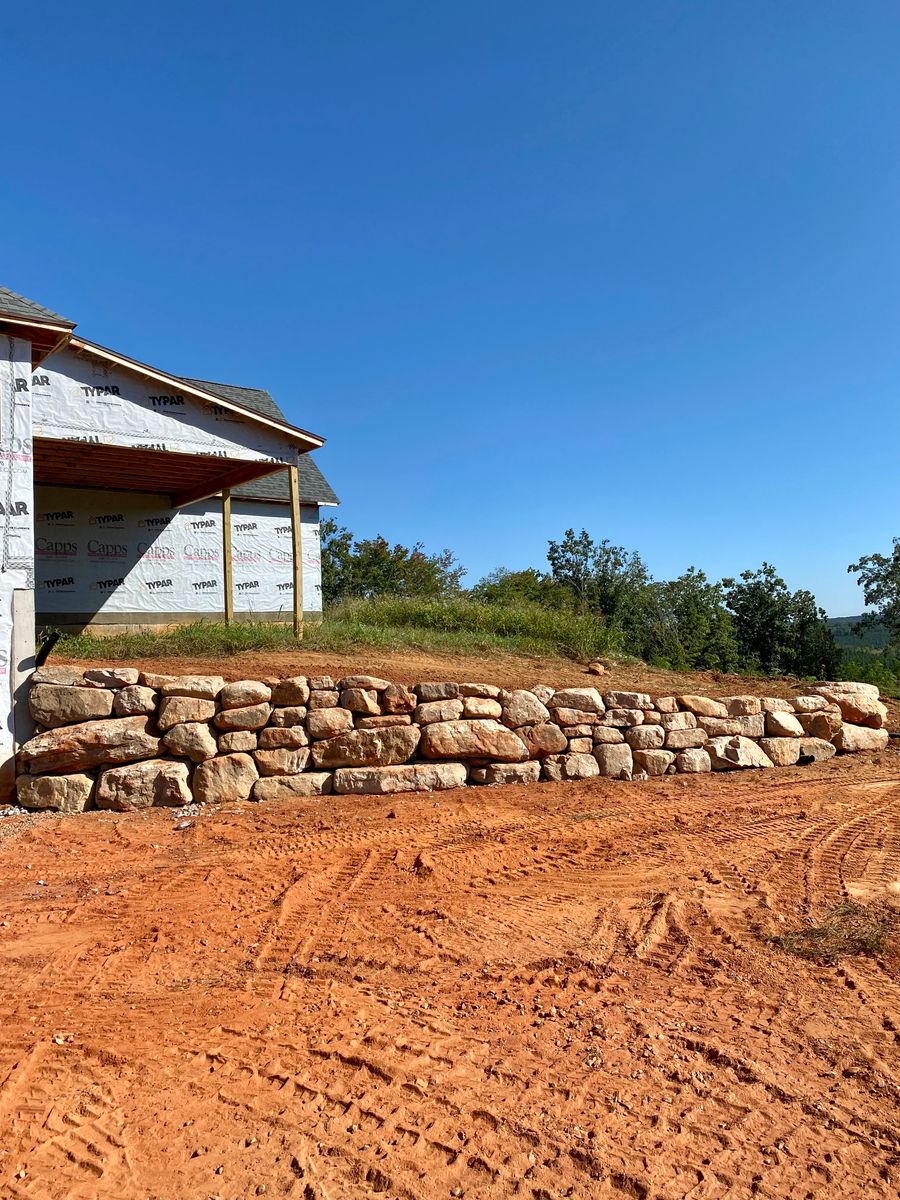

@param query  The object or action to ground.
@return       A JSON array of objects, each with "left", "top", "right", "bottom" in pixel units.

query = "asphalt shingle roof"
[
  {"left": 181, "top": 376, "right": 340, "bottom": 507},
  {"left": 0, "top": 285, "right": 74, "bottom": 327}
]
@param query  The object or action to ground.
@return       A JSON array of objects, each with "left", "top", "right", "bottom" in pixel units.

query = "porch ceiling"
[{"left": 32, "top": 437, "right": 288, "bottom": 507}]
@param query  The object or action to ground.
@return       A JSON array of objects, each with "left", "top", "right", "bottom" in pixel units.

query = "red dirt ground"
[{"left": 1, "top": 651, "right": 898, "bottom": 1197}]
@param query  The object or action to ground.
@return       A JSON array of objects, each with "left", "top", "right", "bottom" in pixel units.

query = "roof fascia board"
[
  {"left": 67, "top": 335, "right": 325, "bottom": 450},
  {"left": 0, "top": 314, "right": 76, "bottom": 333}
]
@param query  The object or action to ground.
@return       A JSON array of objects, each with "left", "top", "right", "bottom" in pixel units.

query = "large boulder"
[
  {"left": 548, "top": 688, "right": 605, "bottom": 714},
  {"left": 271, "top": 677, "right": 310, "bottom": 705},
  {"left": 82, "top": 667, "right": 140, "bottom": 689},
  {"left": 157, "top": 695, "right": 216, "bottom": 730},
  {"left": 552, "top": 707, "right": 601, "bottom": 727},
  {"left": 458, "top": 682, "right": 501, "bottom": 699},
  {"left": 158, "top": 675, "right": 224, "bottom": 700},
  {"left": 542, "top": 753, "right": 600, "bottom": 781},
  {"left": 760, "top": 737, "right": 801, "bottom": 767},
  {"left": 592, "top": 727, "right": 625, "bottom": 745},
  {"left": 382, "top": 684, "right": 417, "bottom": 714},
  {"left": 29, "top": 683, "right": 113, "bottom": 728},
  {"left": 675, "top": 748, "right": 711, "bottom": 774},
  {"left": 310, "top": 725, "right": 420, "bottom": 769},
  {"left": 678, "top": 695, "right": 728, "bottom": 718},
  {"left": 213, "top": 702, "right": 272, "bottom": 731},
  {"left": 414, "top": 682, "right": 459, "bottom": 702},
  {"left": 308, "top": 689, "right": 340, "bottom": 709},
  {"left": 765, "top": 710, "right": 805, "bottom": 738},
  {"left": 462, "top": 696, "right": 503, "bottom": 719},
  {"left": 307, "top": 708, "right": 355, "bottom": 740},
  {"left": 258, "top": 726, "right": 309, "bottom": 748},
  {"left": 597, "top": 708, "right": 644, "bottom": 727},
  {"left": 337, "top": 675, "right": 391, "bottom": 692},
  {"left": 253, "top": 773, "right": 333, "bottom": 801},
  {"left": 518, "top": 723, "right": 569, "bottom": 758},
  {"left": 270, "top": 705, "right": 308, "bottom": 727},
  {"left": 664, "top": 728, "right": 707, "bottom": 750},
  {"left": 16, "top": 773, "right": 94, "bottom": 813},
  {"left": 814, "top": 684, "right": 887, "bottom": 729},
  {"left": 113, "top": 685, "right": 158, "bottom": 717},
  {"left": 500, "top": 689, "right": 551, "bottom": 729},
  {"left": 219, "top": 680, "right": 272, "bottom": 709},
  {"left": 218, "top": 730, "right": 258, "bottom": 752},
  {"left": 632, "top": 749, "right": 675, "bottom": 777},
  {"left": 333, "top": 763, "right": 468, "bottom": 794},
  {"left": 603, "top": 691, "right": 651, "bottom": 709},
  {"left": 792, "top": 695, "right": 832, "bottom": 713},
  {"left": 163, "top": 722, "right": 218, "bottom": 762},
  {"left": 18, "top": 716, "right": 160, "bottom": 775},
  {"left": 340, "top": 688, "right": 381, "bottom": 715},
  {"left": 193, "top": 753, "right": 259, "bottom": 804},
  {"left": 797, "top": 710, "right": 842, "bottom": 740},
  {"left": 798, "top": 737, "right": 837, "bottom": 762},
  {"left": 833, "top": 724, "right": 890, "bottom": 753},
  {"left": 470, "top": 761, "right": 542, "bottom": 786},
  {"left": 720, "top": 695, "right": 762, "bottom": 716},
  {"left": 593, "top": 743, "right": 633, "bottom": 778},
  {"left": 419, "top": 720, "right": 528, "bottom": 762},
  {"left": 356, "top": 714, "right": 413, "bottom": 729},
  {"left": 96, "top": 759, "right": 192, "bottom": 810},
  {"left": 660, "top": 711, "right": 697, "bottom": 731},
  {"left": 253, "top": 748, "right": 311, "bottom": 776},
  {"left": 625, "top": 725, "right": 665, "bottom": 750},
  {"left": 32, "top": 665, "right": 85, "bottom": 686},
  {"left": 414, "top": 698, "right": 465, "bottom": 725},
  {"left": 706, "top": 736, "right": 774, "bottom": 770}
]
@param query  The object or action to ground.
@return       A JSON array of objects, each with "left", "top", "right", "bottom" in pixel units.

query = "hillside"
[{"left": 828, "top": 614, "right": 891, "bottom": 650}]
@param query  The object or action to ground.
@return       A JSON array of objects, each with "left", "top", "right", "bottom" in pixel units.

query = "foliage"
[
  {"left": 643, "top": 569, "right": 739, "bottom": 671},
  {"left": 321, "top": 518, "right": 465, "bottom": 606},
  {"left": 470, "top": 567, "right": 570, "bottom": 610},
  {"left": 547, "top": 530, "right": 650, "bottom": 640},
  {"left": 721, "top": 564, "right": 840, "bottom": 677},
  {"left": 848, "top": 537, "right": 900, "bottom": 642},
  {"left": 827, "top": 615, "right": 890, "bottom": 650},
  {"left": 767, "top": 902, "right": 898, "bottom": 966}
]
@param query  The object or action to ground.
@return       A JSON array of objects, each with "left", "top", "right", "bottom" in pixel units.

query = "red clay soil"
[{"left": 1, "top": 735, "right": 899, "bottom": 1197}]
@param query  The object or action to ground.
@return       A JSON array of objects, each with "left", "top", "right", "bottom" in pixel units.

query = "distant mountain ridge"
[{"left": 827, "top": 615, "right": 890, "bottom": 650}]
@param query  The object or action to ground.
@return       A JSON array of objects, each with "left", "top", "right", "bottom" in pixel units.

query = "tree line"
[{"left": 320, "top": 520, "right": 900, "bottom": 681}]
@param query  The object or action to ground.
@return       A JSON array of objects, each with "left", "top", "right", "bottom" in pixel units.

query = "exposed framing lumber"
[
  {"left": 222, "top": 490, "right": 234, "bottom": 625},
  {"left": 288, "top": 464, "right": 304, "bottom": 640},
  {"left": 170, "top": 461, "right": 286, "bottom": 508}
]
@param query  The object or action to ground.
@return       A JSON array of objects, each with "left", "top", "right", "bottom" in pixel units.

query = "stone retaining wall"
[{"left": 13, "top": 669, "right": 891, "bottom": 813}]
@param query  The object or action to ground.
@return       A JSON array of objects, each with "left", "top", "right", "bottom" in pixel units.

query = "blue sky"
[{"left": 5, "top": 2, "right": 899, "bottom": 614}]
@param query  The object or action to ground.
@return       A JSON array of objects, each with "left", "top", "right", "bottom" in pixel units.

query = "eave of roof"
[
  {"left": 68, "top": 335, "right": 325, "bottom": 450},
  {"left": 0, "top": 285, "right": 75, "bottom": 329}
]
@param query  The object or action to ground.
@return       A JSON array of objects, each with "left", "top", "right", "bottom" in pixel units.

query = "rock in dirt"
[
  {"left": 163, "top": 722, "right": 219, "bottom": 762},
  {"left": 253, "top": 773, "right": 333, "bottom": 801},
  {"left": 814, "top": 684, "right": 887, "bottom": 729},
  {"left": 112, "top": 685, "right": 158, "bottom": 717},
  {"left": 213, "top": 703, "right": 272, "bottom": 732},
  {"left": 547, "top": 688, "right": 605, "bottom": 714},
  {"left": 414, "top": 699, "right": 465, "bottom": 725},
  {"left": 542, "top": 753, "right": 600, "bottom": 781},
  {"left": 219, "top": 680, "right": 272, "bottom": 709},
  {"left": 764, "top": 710, "right": 805, "bottom": 738},
  {"left": 96, "top": 759, "right": 192, "bottom": 810},
  {"left": 593, "top": 743, "right": 633, "bottom": 777},
  {"left": 270, "top": 677, "right": 311, "bottom": 705},
  {"left": 419, "top": 720, "right": 528, "bottom": 762},
  {"left": 252, "top": 748, "right": 311, "bottom": 776},
  {"left": 307, "top": 708, "right": 355, "bottom": 740},
  {"left": 625, "top": 725, "right": 665, "bottom": 750},
  {"left": 678, "top": 695, "right": 728, "bottom": 718},
  {"left": 675, "top": 748, "right": 711, "bottom": 773},
  {"left": 462, "top": 696, "right": 503, "bottom": 719},
  {"left": 158, "top": 675, "right": 225, "bottom": 700},
  {"left": 632, "top": 749, "right": 676, "bottom": 776},
  {"left": 798, "top": 737, "right": 837, "bottom": 762},
  {"left": 760, "top": 737, "right": 801, "bottom": 767},
  {"left": 16, "top": 773, "right": 95, "bottom": 813},
  {"left": 82, "top": 667, "right": 140, "bottom": 689},
  {"left": 470, "top": 761, "right": 542, "bottom": 786},
  {"left": 414, "top": 682, "right": 460, "bottom": 702},
  {"left": 18, "top": 716, "right": 160, "bottom": 775},
  {"left": 193, "top": 753, "right": 259, "bottom": 804},
  {"left": 518, "top": 723, "right": 569, "bottom": 758},
  {"left": 500, "top": 689, "right": 551, "bottom": 729},
  {"left": 381, "top": 684, "right": 417, "bottom": 714},
  {"left": 311, "top": 725, "right": 421, "bottom": 769},
  {"left": 29, "top": 684, "right": 113, "bottom": 729},
  {"left": 832, "top": 724, "right": 889, "bottom": 753},
  {"left": 333, "top": 763, "right": 468, "bottom": 794},
  {"left": 157, "top": 696, "right": 216, "bottom": 730}
]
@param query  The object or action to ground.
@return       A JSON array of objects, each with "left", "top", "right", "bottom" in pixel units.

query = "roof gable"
[{"left": 0, "top": 285, "right": 74, "bottom": 328}]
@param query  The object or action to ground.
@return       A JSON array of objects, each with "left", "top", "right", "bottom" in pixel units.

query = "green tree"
[
  {"left": 546, "top": 529, "right": 651, "bottom": 640},
  {"left": 722, "top": 563, "right": 838, "bottom": 676},
  {"left": 848, "top": 538, "right": 900, "bottom": 642},
  {"left": 647, "top": 568, "right": 739, "bottom": 671},
  {"left": 320, "top": 518, "right": 465, "bottom": 607},
  {"left": 470, "top": 567, "right": 570, "bottom": 609}
]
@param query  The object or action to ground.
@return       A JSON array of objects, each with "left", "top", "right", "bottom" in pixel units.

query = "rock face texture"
[{"left": 12, "top": 672, "right": 888, "bottom": 810}]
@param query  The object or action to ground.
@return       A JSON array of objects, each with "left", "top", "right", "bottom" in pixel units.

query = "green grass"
[
  {"left": 767, "top": 902, "right": 898, "bottom": 966},
  {"left": 49, "top": 596, "right": 618, "bottom": 663}
]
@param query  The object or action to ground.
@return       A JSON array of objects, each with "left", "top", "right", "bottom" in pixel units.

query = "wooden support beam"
[
  {"left": 222, "top": 489, "right": 234, "bottom": 625},
  {"left": 288, "top": 464, "right": 304, "bottom": 640},
  {"left": 171, "top": 461, "right": 284, "bottom": 509}
]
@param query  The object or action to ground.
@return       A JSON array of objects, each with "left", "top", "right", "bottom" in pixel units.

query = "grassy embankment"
[{"left": 51, "top": 597, "right": 618, "bottom": 663}]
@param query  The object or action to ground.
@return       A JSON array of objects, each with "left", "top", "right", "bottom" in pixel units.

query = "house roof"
[
  {"left": 182, "top": 377, "right": 340, "bottom": 506},
  {"left": 0, "top": 285, "right": 75, "bottom": 328}
]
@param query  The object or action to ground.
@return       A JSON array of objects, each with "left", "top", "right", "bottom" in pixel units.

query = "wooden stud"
[
  {"left": 288, "top": 464, "right": 304, "bottom": 640},
  {"left": 222, "top": 489, "right": 234, "bottom": 625}
]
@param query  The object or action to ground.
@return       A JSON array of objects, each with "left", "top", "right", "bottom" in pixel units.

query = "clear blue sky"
[{"left": 5, "top": 2, "right": 899, "bottom": 614}]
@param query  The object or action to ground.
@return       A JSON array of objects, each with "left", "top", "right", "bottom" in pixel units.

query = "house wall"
[
  {"left": 34, "top": 485, "right": 322, "bottom": 629},
  {"left": 1, "top": 335, "right": 36, "bottom": 798}
]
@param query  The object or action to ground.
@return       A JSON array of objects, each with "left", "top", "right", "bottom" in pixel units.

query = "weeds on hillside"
[
  {"left": 767, "top": 902, "right": 898, "bottom": 965},
  {"left": 49, "top": 597, "right": 618, "bottom": 663}
]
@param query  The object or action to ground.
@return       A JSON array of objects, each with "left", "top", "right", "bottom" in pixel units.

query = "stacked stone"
[{"left": 12, "top": 669, "right": 890, "bottom": 813}]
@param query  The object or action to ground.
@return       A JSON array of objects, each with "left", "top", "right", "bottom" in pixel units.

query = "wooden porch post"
[
  {"left": 222, "top": 489, "right": 234, "bottom": 625},
  {"left": 288, "top": 464, "right": 304, "bottom": 640}
]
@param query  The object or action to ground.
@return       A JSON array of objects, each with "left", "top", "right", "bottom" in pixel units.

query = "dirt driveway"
[{"left": 1, "top": 743, "right": 898, "bottom": 1198}]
